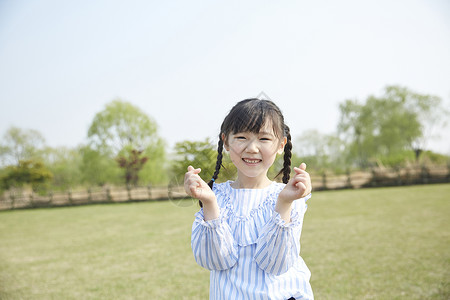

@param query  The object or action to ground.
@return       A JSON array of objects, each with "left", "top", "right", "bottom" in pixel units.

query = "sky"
[{"left": 1, "top": 0, "right": 450, "bottom": 155}]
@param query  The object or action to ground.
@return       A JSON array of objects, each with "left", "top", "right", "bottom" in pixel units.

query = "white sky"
[{"left": 1, "top": 0, "right": 450, "bottom": 154}]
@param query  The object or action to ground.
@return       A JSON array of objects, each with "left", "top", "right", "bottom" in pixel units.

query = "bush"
[{"left": 0, "top": 160, "right": 53, "bottom": 193}]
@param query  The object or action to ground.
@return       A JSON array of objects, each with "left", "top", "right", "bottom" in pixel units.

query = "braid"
[
  {"left": 208, "top": 137, "right": 224, "bottom": 189},
  {"left": 277, "top": 125, "right": 292, "bottom": 184},
  {"left": 282, "top": 136, "right": 292, "bottom": 183},
  {"left": 199, "top": 137, "right": 223, "bottom": 207}
]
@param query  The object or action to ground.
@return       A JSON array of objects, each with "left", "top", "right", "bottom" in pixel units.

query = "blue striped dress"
[{"left": 191, "top": 181, "right": 313, "bottom": 300}]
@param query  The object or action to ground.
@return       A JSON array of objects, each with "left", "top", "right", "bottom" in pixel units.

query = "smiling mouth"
[{"left": 242, "top": 158, "right": 262, "bottom": 164}]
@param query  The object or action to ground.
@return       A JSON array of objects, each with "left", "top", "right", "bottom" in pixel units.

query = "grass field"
[{"left": 0, "top": 184, "right": 449, "bottom": 299}]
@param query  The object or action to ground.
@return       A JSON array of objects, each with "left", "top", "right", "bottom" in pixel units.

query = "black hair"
[{"left": 206, "top": 98, "right": 292, "bottom": 190}]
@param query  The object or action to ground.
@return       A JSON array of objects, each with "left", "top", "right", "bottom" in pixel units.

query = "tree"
[
  {"left": 383, "top": 86, "right": 449, "bottom": 159},
  {"left": 86, "top": 100, "right": 166, "bottom": 185},
  {"left": 116, "top": 148, "right": 148, "bottom": 186},
  {"left": 138, "top": 138, "right": 167, "bottom": 184},
  {"left": 337, "top": 85, "right": 446, "bottom": 168},
  {"left": 267, "top": 151, "right": 305, "bottom": 180},
  {"left": 42, "top": 146, "right": 83, "bottom": 190},
  {"left": 88, "top": 100, "right": 161, "bottom": 156},
  {"left": 171, "top": 139, "right": 236, "bottom": 184},
  {"left": 1, "top": 160, "right": 53, "bottom": 192},
  {"left": 338, "top": 97, "right": 421, "bottom": 167},
  {"left": 79, "top": 145, "right": 122, "bottom": 186},
  {"left": 0, "top": 126, "right": 46, "bottom": 166},
  {"left": 294, "top": 129, "right": 346, "bottom": 173}
]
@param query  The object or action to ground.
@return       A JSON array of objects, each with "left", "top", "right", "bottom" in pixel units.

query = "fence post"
[
  {"left": 29, "top": 191, "right": 35, "bottom": 208},
  {"left": 48, "top": 191, "right": 53, "bottom": 206},
  {"left": 127, "top": 185, "right": 132, "bottom": 201},
  {"left": 9, "top": 191, "right": 15, "bottom": 209},
  {"left": 168, "top": 183, "right": 173, "bottom": 199},
  {"left": 87, "top": 188, "right": 92, "bottom": 203},
  {"left": 0, "top": 194, "right": 7, "bottom": 210},
  {"left": 447, "top": 163, "right": 450, "bottom": 182},
  {"left": 147, "top": 184, "right": 152, "bottom": 200},
  {"left": 68, "top": 189, "right": 73, "bottom": 205},
  {"left": 346, "top": 169, "right": 352, "bottom": 189},
  {"left": 404, "top": 167, "right": 410, "bottom": 185},
  {"left": 371, "top": 168, "right": 377, "bottom": 187},
  {"left": 106, "top": 187, "right": 112, "bottom": 202},
  {"left": 322, "top": 172, "right": 327, "bottom": 190},
  {"left": 395, "top": 166, "right": 402, "bottom": 186},
  {"left": 421, "top": 165, "right": 429, "bottom": 184}
]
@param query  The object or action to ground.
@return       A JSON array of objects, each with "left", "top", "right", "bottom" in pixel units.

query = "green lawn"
[{"left": 0, "top": 184, "right": 449, "bottom": 299}]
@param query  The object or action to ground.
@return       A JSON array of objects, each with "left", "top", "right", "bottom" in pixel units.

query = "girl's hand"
[
  {"left": 278, "top": 163, "right": 312, "bottom": 203},
  {"left": 184, "top": 166, "right": 217, "bottom": 205}
]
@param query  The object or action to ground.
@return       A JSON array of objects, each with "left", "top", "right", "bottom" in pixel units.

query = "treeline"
[{"left": 0, "top": 85, "right": 449, "bottom": 195}]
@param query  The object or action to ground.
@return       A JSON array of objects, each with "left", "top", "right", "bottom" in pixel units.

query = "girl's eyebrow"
[
  {"left": 233, "top": 131, "right": 275, "bottom": 136},
  {"left": 259, "top": 131, "right": 275, "bottom": 136}
]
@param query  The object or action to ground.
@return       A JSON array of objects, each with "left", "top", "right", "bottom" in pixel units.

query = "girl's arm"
[
  {"left": 275, "top": 163, "right": 312, "bottom": 223},
  {"left": 253, "top": 163, "right": 312, "bottom": 275},
  {"left": 184, "top": 166, "right": 219, "bottom": 220},
  {"left": 186, "top": 166, "right": 238, "bottom": 270}
]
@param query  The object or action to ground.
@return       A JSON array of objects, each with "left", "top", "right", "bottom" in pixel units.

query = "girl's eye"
[
  {"left": 236, "top": 136, "right": 246, "bottom": 140},
  {"left": 260, "top": 138, "right": 271, "bottom": 141}
]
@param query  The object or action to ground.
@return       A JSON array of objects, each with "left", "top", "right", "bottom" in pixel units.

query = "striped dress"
[{"left": 191, "top": 181, "right": 313, "bottom": 300}]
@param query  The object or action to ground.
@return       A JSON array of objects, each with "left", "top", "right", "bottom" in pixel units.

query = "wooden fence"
[
  {"left": 0, "top": 165, "right": 448, "bottom": 211},
  {"left": 0, "top": 185, "right": 187, "bottom": 211},
  {"left": 311, "top": 165, "right": 449, "bottom": 190}
]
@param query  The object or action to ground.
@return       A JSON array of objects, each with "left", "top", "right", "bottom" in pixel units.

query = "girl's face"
[{"left": 223, "top": 121, "right": 286, "bottom": 186}]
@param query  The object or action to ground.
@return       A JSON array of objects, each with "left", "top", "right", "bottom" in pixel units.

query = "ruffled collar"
[{"left": 213, "top": 181, "right": 285, "bottom": 246}]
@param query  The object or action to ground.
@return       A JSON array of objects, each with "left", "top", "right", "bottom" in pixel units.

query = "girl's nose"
[{"left": 245, "top": 140, "right": 259, "bottom": 153}]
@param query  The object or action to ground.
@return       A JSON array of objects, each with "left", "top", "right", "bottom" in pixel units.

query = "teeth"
[{"left": 243, "top": 158, "right": 260, "bottom": 164}]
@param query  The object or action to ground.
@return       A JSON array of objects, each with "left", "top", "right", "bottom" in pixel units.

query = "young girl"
[{"left": 184, "top": 99, "right": 313, "bottom": 300}]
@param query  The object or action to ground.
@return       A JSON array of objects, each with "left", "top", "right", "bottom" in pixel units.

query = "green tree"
[
  {"left": 294, "top": 129, "right": 346, "bottom": 173},
  {"left": 383, "top": 86, "right": 449, "bottom": 159},
  {"left": 86, "top": 100, "right": 166, "bottom": 185},
  {"left": 337, "top": 85, "right": 446, "bottom": 168},
  {"left": 88, "top": 100, "right": 161, "bottom": 155},
  {"left": 267, "top": 151, "right": 306, "bottom": 181},
  {"left": 79, "top": 145, "right": 122, "bottom": 186},
  {"left": 137, "top": 137, "right": 167, "bottom": 184},
  {"left": 42, "top": 146, "right": 83, "bottom": 190},
  {"left": 171, "top": 139, "right": 236, "bottom": 185},
  {"left": 0, "top": 126, "right": 45, "bottom": 166},
  {"left": 1, "top": 160, "right": 53, "bottom": 192}
]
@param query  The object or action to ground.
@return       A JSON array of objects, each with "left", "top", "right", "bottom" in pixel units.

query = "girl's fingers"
[
  {"left": 293, "top": 178, "right": 307, "bottom": 189},
  {"left": 185, "top": 173, "right": 208, "bottom": 192},
  {"left": 293, "top": 173, "right": 309, "bottom": 182},
  {"left": 292, "top": 171, "right": 311, "bottom": 193},
  {"left": 186, "top": 175, "right": 201, "bottom": 186},
  {"left": 190, "top": 183, "right": 199, "bottom": 193},
  {"left": 295, "top": 181, "right": 307, "bottom": 190},
  {"left": 187, "top": 165, "right": 201, "bottom": 174},
  {"left": 185, "top": 166, "right": 202, "bottom": 187},
  {"left": 293, "top": 164, "right": 307, "bottom": 174},
  {"left": 186, "top": 179, "right": 202, "bottom": 196}
]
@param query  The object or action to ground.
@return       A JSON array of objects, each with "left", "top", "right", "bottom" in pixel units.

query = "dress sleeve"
[
  {"left": 191, "top": 207, "right": 238, "bottom": 271},
  {"left": 253, "top": 193, "right": 311, "bottom": 276}
]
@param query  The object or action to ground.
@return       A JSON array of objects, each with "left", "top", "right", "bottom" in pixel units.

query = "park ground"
[{"left": 0, "top": 184, "right": 449, "bottom": 299}]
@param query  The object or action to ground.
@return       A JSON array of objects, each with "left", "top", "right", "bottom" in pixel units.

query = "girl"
[{"left": 184, "top": 99, "right": 313, "bottom": 300}]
